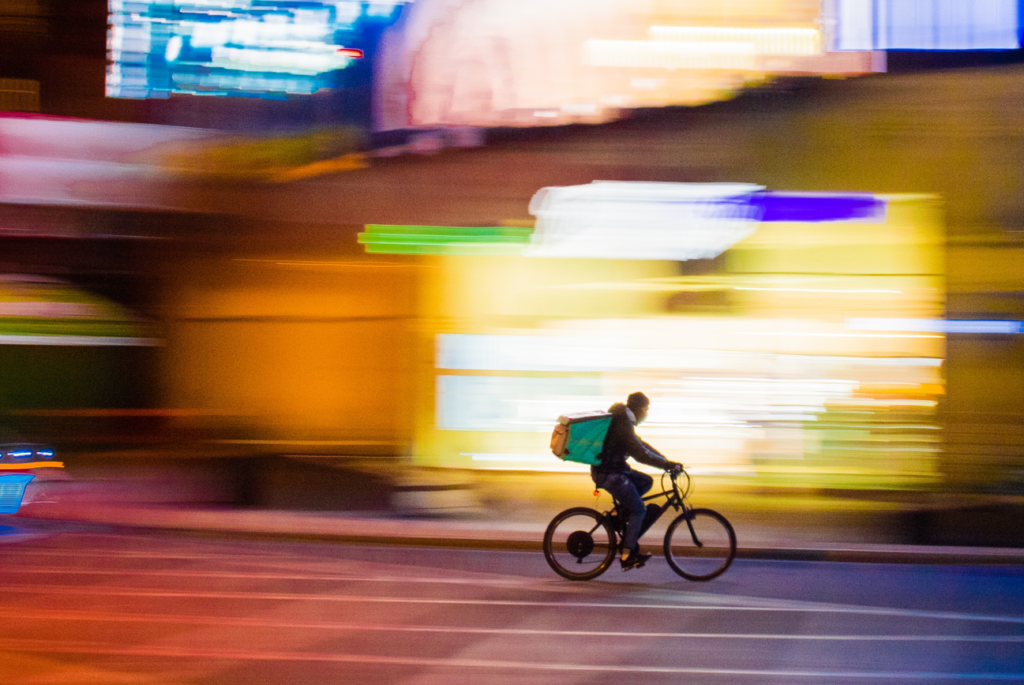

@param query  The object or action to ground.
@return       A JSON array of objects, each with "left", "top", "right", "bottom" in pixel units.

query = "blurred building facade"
[{"left": 3, "top": 2, "right": 1024, "bottom": 499}]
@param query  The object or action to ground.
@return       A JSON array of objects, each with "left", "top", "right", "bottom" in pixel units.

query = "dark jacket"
[{"left": 592, "top": 402, "right": 672, "bottom": 477}]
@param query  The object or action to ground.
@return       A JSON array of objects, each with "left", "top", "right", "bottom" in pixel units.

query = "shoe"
[{"left": 620, "top": 550, "right": 652, "bottom": 571}]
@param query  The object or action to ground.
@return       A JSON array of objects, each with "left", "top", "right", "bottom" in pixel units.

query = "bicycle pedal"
[{"left": 620, "top": 552, "right": 652, "bottom": 571}]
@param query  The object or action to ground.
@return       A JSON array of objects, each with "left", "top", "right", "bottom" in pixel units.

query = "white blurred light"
[
  {"left": 212, "top": 46, "right": 352, "bottom": 74},
  {"left": 434, "top": 331, "right": 940, "bottom": 441},
  {"left": 437, "top": 334, "right": 944, "bottom": 372},
  {"left": 649, "top": 26, "right": 821, "bottom": 55},
  {"left": 739, "top": 331, "right": 941, "bottom": 338},
  {"left": 436, "top": 369, "right": 931, "bottom": 435},
  {"left": 585, "top": 40, "right": 758, "bottom": 71},
  {"left": 165, "top": 35, "right": 183, "bottom": 61},
  {"left": 527, "top": 181, "right": 764, "bottom": 261},
  {"left": 847, "top": 318, "right": 1023, "bottom": 334},
  {"left": 736, "top": 286, "right": 901, "bottom": 294}
]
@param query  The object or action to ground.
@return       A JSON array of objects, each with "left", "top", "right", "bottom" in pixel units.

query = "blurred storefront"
[
  {"left": 160, "top": 252, "right": 419, "bottom": 454},
  {"left": 377, "top": 187, "right": 946, "bottom": 491}
]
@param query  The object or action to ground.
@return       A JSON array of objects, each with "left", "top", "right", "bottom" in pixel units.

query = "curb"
[{"left": 735, "top": 546, "right": 1024, "bottom": 565}]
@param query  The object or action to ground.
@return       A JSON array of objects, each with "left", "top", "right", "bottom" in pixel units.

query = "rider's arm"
[
  {"left": 638, "top": 439, "right": 682, "bottom": 472},
  {"left": 620, "top": 418, "right": 681, "bottom": 471},
  {"left": 633, "top": 446, "right": 672, "bottom": 470},
  {"left": 640, "top": 439, "right": 667, "bottom": 459}
]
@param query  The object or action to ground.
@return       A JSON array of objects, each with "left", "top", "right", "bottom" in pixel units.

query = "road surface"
[{"left": 0, "top": 523, "right": 1022, "bottom": 683}]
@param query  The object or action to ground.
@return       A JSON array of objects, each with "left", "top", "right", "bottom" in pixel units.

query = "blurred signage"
[
  {"left": 830, "top": 0, "right": 1019, "bottom": 50},
  {"left": 527, "top": 183, "right": 887, "bottom": 261},
  {"left": 106, "top": 0, "right": 409, "bottom": 99},
  {"left": 375, "top": 0, "right": 881, "bottom": 130},
  {"left": 528, "top": 183, "right": 765, "bottom": 261},
  {"left": 357, "top": 185, "right": 890, "bottom": 258}
]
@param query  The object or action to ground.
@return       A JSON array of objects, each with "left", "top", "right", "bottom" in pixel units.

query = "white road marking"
[
  {"left": 0, "top": 639, "right": 1020, "bottom": 679},
  {"left": 0, "top": 566, "right": 1011, "bottom": 617},
  {"left": 0, "top": 566, "right": 546, "bottom": 588},
  {"left": 0, "top": 607, "right": 1021, "bottom": 642},
  {"left": 5, "top": 547, "right": 304, "bottom": 563},
  {"left": 3, "top": 584, "right": 1023, "bottom": 625},
  {"left": 7, "top": 538, "right": 540, "bottom": 560}
]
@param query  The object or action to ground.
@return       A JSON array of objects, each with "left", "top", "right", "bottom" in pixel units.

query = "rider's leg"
[
  {"left": 597, "top": 472, "right": 645, "bottom": 557},
  {"left": 623, "top": 468, "right": 660, "bottom": 537},
  {"left": 624, "top": 468, "right": 653, "bottom": 497}
]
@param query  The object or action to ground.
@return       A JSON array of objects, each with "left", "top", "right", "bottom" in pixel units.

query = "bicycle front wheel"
[
  {"left": 543, "top": 507, "right": 617, "bottom": 581},
  {"left": 663, "top": 508, "right": 736, "bottom": 581}
]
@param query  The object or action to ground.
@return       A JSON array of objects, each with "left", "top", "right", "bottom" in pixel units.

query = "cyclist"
[{"left": 594, "top": 391, "right": 682, "bottom": 571}]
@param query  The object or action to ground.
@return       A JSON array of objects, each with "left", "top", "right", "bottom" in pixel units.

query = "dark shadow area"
[
  {"left": 904, "top": 504, "right": 1024, "bottom": 548},
  {"left": 236, "top": 456, "right": 394, "bottom": 511}
]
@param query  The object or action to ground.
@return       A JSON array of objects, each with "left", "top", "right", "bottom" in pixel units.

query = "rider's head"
[{"left": 627, "top": 391, "right": 650, "bottom": 424}]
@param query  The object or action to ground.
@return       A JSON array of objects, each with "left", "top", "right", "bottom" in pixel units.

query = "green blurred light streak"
[
  {"left": 0, "top": 318, "right": 144, "bottom": 338},
  {"left": 359, "top": 224, "right": 533, "bottom": 255},
  {"left": 363, "top": 225, "right": 533, "bottom": 237}
]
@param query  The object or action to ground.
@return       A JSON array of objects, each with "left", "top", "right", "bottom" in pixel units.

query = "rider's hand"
[{"left": 668, "top": 462, "right": 683, "bottom": 474}]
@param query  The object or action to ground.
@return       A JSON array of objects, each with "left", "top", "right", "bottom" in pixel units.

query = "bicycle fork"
[{"left": 684, "top": 508, "right": 704, "bottom": 548}]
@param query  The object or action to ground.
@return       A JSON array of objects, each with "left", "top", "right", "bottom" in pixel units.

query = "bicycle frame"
[
  {"left": 602, "top": 470, "right": 704, "bottom": 548},
  {"left": 641, "top": 471, "right": 689, "bottom": 512}
]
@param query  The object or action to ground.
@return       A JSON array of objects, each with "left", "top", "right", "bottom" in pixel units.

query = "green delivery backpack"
[{"left": 550, "top": 411, "right": 612, "bottom": 466}]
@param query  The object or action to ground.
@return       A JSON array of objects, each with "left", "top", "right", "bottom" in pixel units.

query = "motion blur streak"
[
  {"left": 0, "top": 275, "right": 155, "bottom": 346},
  {"left": 376, "top": 0, "right": 880, "bottom": 129},
  {"left": 0, "top": 115, "right": 213, "bottom": 206}
]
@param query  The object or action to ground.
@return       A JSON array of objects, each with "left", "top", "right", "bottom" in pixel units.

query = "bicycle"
[{"left": 543, "top": 467, "right": 737, "bottom": 581}]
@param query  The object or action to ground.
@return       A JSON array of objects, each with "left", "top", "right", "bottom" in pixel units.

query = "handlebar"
[{"left": 665, "top": 465, "right": 693, "bottom": 500}]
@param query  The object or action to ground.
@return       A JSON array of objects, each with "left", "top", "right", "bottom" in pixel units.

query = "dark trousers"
[{"left": 593, "top": 468, "right": 653, "bottom": 554}]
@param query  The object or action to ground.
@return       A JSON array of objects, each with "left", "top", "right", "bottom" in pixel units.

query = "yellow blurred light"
[
  {"left": 736, "top": 332, "right": 942, "bottom": 339},
  {"left": 734, "top": 286, "right": 901, "bottom": 294},
  {"left": 827, "top": 399, "right": 938, "bottom": 408}
]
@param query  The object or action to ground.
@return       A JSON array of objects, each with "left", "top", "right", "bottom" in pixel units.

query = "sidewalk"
[{"left": 12, "top": 472, "right": 1024, "bottom": 566}]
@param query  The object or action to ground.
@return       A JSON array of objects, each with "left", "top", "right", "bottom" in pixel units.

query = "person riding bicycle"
[{"left": 594, "top": 391, "right": 682, "bottom": 571}]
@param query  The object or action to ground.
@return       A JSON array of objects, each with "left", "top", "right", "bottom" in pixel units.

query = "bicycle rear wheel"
[
  {"left": 543, "top": 507, "right": 617, "bottom": 581},
  {"left": 663, "top": 508, "right": 736, "bottom": 581}
]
